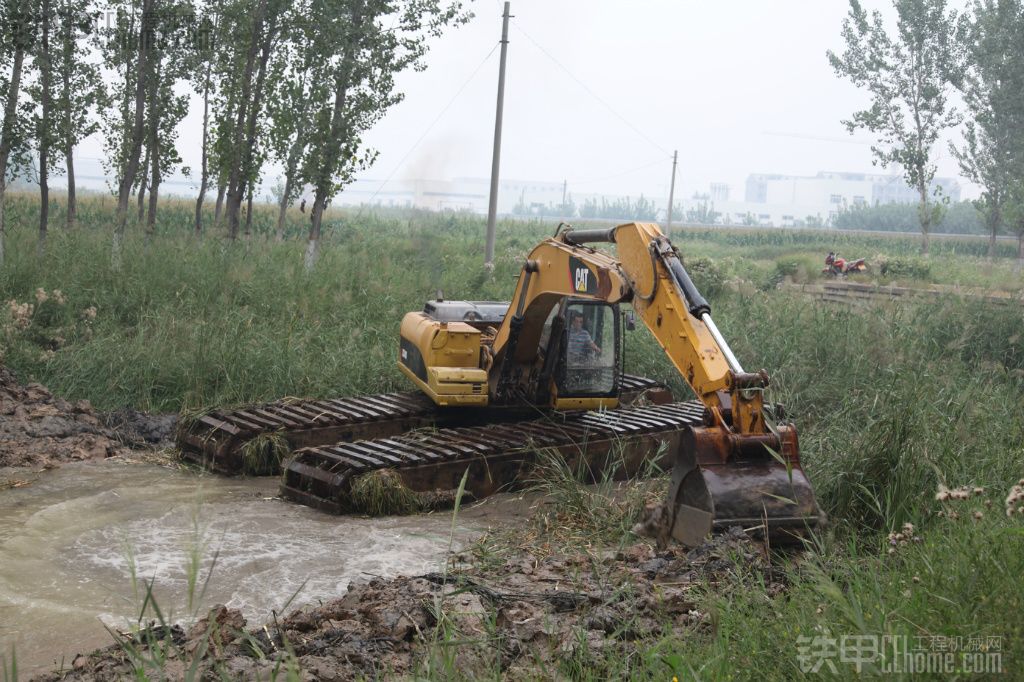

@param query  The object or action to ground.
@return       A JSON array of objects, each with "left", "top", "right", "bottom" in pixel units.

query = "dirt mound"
[
  {"left": 0, "top": 366, "right": 177, "bottom": 469},
  {"left": 0, "top": 366, "right": 126, "bottom": 468},
  {"left": 101, "top": 408, "right": 178, "bottom": 447},
  {"left": 32, "top": 527, "right": 778, "bottom": 681}
]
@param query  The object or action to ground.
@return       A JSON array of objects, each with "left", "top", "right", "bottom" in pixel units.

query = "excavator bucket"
[{"left": 665, "top": 425, "right": 822, "bottom": 547}]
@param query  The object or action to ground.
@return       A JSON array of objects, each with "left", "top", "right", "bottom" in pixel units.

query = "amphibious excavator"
[{"left": 178, "top": 222, "right": 822, "bottom": 546}]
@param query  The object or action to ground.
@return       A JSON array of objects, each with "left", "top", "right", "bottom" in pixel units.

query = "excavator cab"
[
  {"left": 533, "top": 298, "right": 623, "bottom": 409},
  {"left": 553, "top": 300, "right": 620, "bottom": 400}
]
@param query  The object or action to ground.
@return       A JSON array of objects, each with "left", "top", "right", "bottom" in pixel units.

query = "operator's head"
[{"left": 570, "top": 311, "right": 584, "bottom": 329}]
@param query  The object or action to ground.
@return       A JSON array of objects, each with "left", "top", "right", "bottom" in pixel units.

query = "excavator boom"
[
  {"left": 557, "top": 223, "right": 821, "bottom": 545},
  {"left": 395, "top": 220, "right": 821, "bottom": 544}
]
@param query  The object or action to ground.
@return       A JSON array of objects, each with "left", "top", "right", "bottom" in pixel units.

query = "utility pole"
[
  {"left": 484, "top": 1, "right": 511, "bottom": 267},
  {"left": 561, "top": 179, "right": 567, "bottom": 210},
  {"left": 665, "top": 150, "right": 678, "bottom": 231}
]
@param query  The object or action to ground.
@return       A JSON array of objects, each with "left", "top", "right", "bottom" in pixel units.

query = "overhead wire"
[
  {"left": 509, "top": 18, "right": 673, "bottom": 160},
  {"left": 358, "top": 12, "right": 674, "bottom": 214},
  {"left": 356, "top": 41, "right": 500, "bottom": 212},
  {"left": 568, "top": 157, "right": 670, "bottom": 186}
]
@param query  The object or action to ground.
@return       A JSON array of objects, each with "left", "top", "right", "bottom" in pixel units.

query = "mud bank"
[
  {"left": 0, "top": 366, "right": 175, "bottom": 470},
  {"left": 30, "top": 527, "right": 775, "bottom": 681}
]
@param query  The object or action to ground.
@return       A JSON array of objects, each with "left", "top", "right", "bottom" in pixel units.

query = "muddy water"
[{"left": 0, "top": 459, "right": 503, "bottom": 676}]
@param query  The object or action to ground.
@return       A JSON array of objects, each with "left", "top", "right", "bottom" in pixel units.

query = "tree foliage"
[
  {"left": 578, "top": 195, "right": 658, "bottom": 221},
  {"left": 828, "top": 0, "right": 964, "bottom": 254},
  {"left": 833, "top": 199, "right": 986, "bottom": 234},
  {"left": 296, "top": 0, "right": 469, "bottom": 268},
  {"left": 950, "top": 0, "right": 1024, "bottom": 258}
]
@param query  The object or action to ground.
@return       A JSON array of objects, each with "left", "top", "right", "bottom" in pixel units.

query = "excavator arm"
[
  {"left": 488, "top": 222, "right": 820, "bottom": 546},
  {"left": 488, "top": 222, "right": 764, "bottom": 433}
]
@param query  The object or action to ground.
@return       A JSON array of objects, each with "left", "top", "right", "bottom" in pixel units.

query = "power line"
[
  {"left": 762, "top": 130, "right": 872, "bottom": 146},
  {"left": 357, "top": 42, "right": 500, "bottom": 211},
  {"left": 510, "top": 19, "right": 672, "bottom": 159},
  {"left": 568, "top": 157, "right": 669, "bottom": 186}
]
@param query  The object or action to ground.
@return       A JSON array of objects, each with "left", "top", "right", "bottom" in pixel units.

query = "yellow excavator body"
[
  {"left": 397, "top": 312, "right": 489, "bottom": 406},
  {"left": 395, "top": 221, "right": 823, "bottom": 546}
]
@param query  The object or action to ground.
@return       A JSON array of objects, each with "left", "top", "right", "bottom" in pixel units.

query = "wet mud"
[
  {"left": 0, "top": 366, "right": 175, "bottom": 471},
  {"left": 32, "top": 528, "right": 775, "bottom": 681}
]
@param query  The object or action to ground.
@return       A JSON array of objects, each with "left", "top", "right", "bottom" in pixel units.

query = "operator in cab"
[{"left": 568, "top": 311, "right": 601, "bottom": 362}]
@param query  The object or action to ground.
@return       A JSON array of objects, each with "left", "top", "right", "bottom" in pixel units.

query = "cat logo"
[
  {"left": 569, "top": 256, "right": 598, "bottom": 294},
  {"left": 574, "top": 267, "right": 589, "bottom": 292}
]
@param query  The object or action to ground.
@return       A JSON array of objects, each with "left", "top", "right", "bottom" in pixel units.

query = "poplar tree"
[
  {"left": 138, "top": 0, "right": 193, "bottom": 238},
  {"left": 192, "top": 0, "right": 218, "bottom": 236},
  {"left": 299, "top": 0, "right": 468, "bottom": 269},
  {"left": 265, "top": 5, "right": 313, "bottom": 241},
  {"left": 0, "top": 0, "right": 35, "bottom": 265},
  {"left": 101, "top": 0, "right": 155, "bottom": 260},
  {"left": 52, "top": 0, "right": 104, "bottom": 230},
  {"left": 828, "top": 0, "right": 964, "bottom": 255},
  {"left": 951, "top": 0, "right": 1024, "bottom": 259},
  {"left": 217, "top": 0, "right": 286, "bottom": 239}
]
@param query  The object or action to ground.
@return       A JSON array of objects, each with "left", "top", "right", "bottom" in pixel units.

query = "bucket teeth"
[{"left": 666, "top": 425, "right": 823, "bottom": 548}]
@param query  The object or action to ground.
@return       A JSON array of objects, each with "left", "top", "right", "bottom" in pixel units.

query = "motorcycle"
[{"left": 823, "top": 252, "right": 867, "bottom": 277}]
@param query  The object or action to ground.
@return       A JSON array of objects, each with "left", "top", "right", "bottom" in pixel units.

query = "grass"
[
  {"left": 1, "top": 194, "right": 1022, "bottom": 678},
  {"left": 655, "top": 507, "right": 1023, "bottom": 681},
  {"left": 348, "top": 468, "right": 421, "bottom": 515},
  {"left": 239, "top": 431, "right": 290, "bottom": 476}
]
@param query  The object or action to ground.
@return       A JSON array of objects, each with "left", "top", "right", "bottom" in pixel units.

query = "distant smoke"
[{"left": 400, "top": 132, "right": 471, "bottom": 182}]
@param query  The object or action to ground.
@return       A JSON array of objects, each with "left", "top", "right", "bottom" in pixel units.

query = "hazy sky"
[{"left": 80, "top": 0, "right": 979, "bottom": 202}]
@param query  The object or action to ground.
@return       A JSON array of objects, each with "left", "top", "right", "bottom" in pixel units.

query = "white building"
[
  {"left": 738, "top": 171, "right": 961, "bottom": 226},
  {"left": 334, "top": 177, "right": 565, "bottom": 214}
]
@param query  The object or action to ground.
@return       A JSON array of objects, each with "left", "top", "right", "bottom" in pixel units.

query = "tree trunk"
[
  {"left": 917, "top": 182, "right": 930, "bottom": 256},
  {"left": 38, "top": 0, "right": 51, "bottom": 257},
  {"left": 136, "top": 144, "right": 149, "bottom": 223},
  {"left": 0, "top": 47, "right": 25, "bottom": 267},
  {"left": 276, "top": 120, "right": 306, "bottom": 241},
  {"left": 275, "top": 173, "right": 292, "bottom": 241},
  {"left": 244, "top": 186, "right": 253, "bottom": 239},
  {"left": 113, "top": 0, "right": 153, "bottom": 261},
  {"left": 224, "top": 0, "right": 269, "bottom": 240},
  {"left": 214, "top": 182, "right": 226, "bottom": 224},
  {"left": 62, "top": 0, "right": 75, "bottom": 230},
  {"left": 65, "top": 140, "right": 75, "bottom": 229},
  {"left": 144, "top": 62, "right": 161, "bottom": 242},
  {"left": 146, "top": 164, "right": 159, "bottom": 241},
  {"left": 194, "top": 61, "right": 212, "bottom": 238},
  {"left": 1018, "top": 231, "right": 1023, "bottom": 265},
  {"left": 305, "top": 63, "right": 352, "bottom": 271},
  {"left": 305, "top": 188, "right": 327, "bottom": 271},
  {"left": 987, "top": 204, "right": 1001, "bottom": 261}
]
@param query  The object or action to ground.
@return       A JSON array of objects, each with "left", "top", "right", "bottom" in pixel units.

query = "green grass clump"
[
  {"left": 348, "top": 468, "right": 421, "bottom": 516},
  {"left": 239, "top": 431, "right": 290, "bottom": 476},
  {"left": 878, "top": 255, "right": 933, "bottom": 280},
  {"left": 646, "top": 500, "right": 1023, "bottom": 681},
  {"left": 683, "top": 255, "right": 727, "bottom": 297}
]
